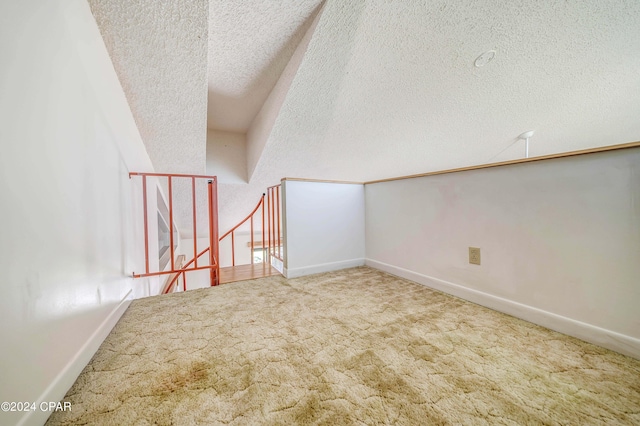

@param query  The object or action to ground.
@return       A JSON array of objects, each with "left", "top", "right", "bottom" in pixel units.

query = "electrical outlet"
[{"left": 469, "top": 247, "right": 481, "bottom": 265}]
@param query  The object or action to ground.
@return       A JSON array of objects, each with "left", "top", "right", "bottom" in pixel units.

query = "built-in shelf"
[{"left": 157, "top": 187, "right": 179, "bottom": 271}]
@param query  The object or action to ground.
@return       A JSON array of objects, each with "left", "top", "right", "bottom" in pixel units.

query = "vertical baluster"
[
  {"left": 207, "top": 180, "right": 215, "bottom": 286},
  {"left": 250, "top": 215, "right": 254, "bottom": 264},
  {"left": 192, "top": 177, "right": 197, "bottom": 268},
  {"left": 142, "top": 175, "right": 149, "bottom": 274},
  {"left": 270, "top": 188, "right": 275, "bottom": 261},
  {"left": 168, "top": 176, "right": 175, "bottom": 271},
  {"left": 231, "top": 231, "right": 235, "bottom": 266},
  {"left": 267, "top": 189, "right": 271, "bottom": 262},
  {"left": 211, "top": 178, "right": 219, "bottom": 286},
  {"left": 276, "top": 186, "right": 281, "bottom": 259}
]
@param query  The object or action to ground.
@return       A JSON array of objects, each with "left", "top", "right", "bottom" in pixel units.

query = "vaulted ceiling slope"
[
  {"left": 89, "top": 0, "right": 208, "bottom": 175},
  {"left": 89, "top": 0, "right": 209, "bottom": 237},
  {"left": 89, "top": 1, "right": 640, "bottom": 235},
  {"left": 255, "top": 0, "right": 640, "bottom": 182},
  {"left": 213, "top": 0, "right": 640, "bottom": 232},
  {"left": 207, "top": 0, "right": 323, "bottom": 133}
]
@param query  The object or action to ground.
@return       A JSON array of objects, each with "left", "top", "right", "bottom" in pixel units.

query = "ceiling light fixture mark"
[{"left": 474, "top": 50, "right": 496, "bottom": 67}]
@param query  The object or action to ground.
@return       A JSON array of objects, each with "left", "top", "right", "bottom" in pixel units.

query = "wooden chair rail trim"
[
  {"left": 365, "top": 141, "right": 640, "bottom": 184},
  {"left": 281, "top": 177, "right": 364, "bottom": 185}
]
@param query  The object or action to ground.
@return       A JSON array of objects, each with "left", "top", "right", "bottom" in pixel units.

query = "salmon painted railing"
[
  {"left": 161, "top": 254, "right": 186, "bottom": 294},
  {"left": 218, "top": 183, "right": 283, "bottom": 267},
  {"left": 219, "top": 194, "right": 265, "bottom": 266},
  {"left": 163, "top": 247, "right": 212, "bottom": 294},
  {"left": 266, "top": 184, "right": 283, "bottom": 263},
  {"left": 129, "top": 172, "right": 220, "bottom": 290},
  {"left": 163, "top": 184, "right": 282, "bottom": 293}
]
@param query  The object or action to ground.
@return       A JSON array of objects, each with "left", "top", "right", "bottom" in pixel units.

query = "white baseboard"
[
  {"left": 285, "top": 258, "right": 365, "bottom": 278},
  {"left": 19, "top": 290, "right": 133, "bottom": 426},
  {"left": 366, "top": 259, "right": 640, "bottom": 360}
]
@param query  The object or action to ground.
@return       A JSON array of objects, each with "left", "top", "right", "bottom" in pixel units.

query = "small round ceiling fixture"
[{"left": 474, "top": 50, "right": 496, "bottom": 67}]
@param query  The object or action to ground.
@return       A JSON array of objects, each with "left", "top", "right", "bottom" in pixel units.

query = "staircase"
[
  {"left": 130, "top": 172, "right": 283, "bottom": 294},
  {"left": 218, "top": 184, "right": 283, "bottom": 284}
]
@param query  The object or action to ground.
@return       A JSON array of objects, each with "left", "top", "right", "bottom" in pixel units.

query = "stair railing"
[
  {"left": 129, "top": 172, "right": 220, "bottom": 288},
  {"left": 217, "top": 184, "right": 283, "bottom": 268},
  {"left": 219, "top": 194, "right": 265, "bottom": 266},
  {"left": 266, "top": 184, "right": 283, "bottom": 262},
  {"left": 162, "top": 247, "right": 211, "bottom": 294},
  {"left": 157, "top": 183, "right": 283, "bottom": 293},
  {"left": 162, "top": 255, "right": 186, "bottom": 294}
]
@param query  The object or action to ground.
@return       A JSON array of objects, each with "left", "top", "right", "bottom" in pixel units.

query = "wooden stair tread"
[{"left": 219, "top": 263, "right": 281, "bottom": 284}]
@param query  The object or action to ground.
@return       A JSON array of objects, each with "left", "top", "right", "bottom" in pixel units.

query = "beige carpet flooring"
[{"left": 47, "top": 267, "right": 640, "bottom": 425}]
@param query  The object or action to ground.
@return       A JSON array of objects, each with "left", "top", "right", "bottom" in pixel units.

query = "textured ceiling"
[
  {"left": 91, "top": 0, "right": 640, "bottom": 236},
  {"left": 89, "top": 0, "right": 208, "bottom": 175},
  {"left": 88, "top": 0, "right": 209, "bottom": 237},
  {"left": 215, "top": 0, "right": 640, "bottom": 233},
  {"left": 207, "top": 0, "right": 322, "bottom": 132},
  {"left": 255, "top": 0, "right": 640, "bottom": 182}
]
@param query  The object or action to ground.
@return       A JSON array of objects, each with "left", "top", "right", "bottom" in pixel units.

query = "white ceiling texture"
[
  {"left": 88, "top": 0, "right": 209, "bottom": 237},
  {"left": 92, "top": 0, "right": 640, "bottom": 236}
]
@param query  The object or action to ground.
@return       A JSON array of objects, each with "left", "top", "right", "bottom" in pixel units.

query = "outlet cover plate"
[{"left": 469, "top": 247, "right": 481, "bottom": 265}]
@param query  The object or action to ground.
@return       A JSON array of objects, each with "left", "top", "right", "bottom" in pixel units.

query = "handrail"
[
  {"left": 130, "top": 173, "right": 220, "bottom": 292},
  {"left": 219, "top": 194, "right": 266, "bottom": 267},
  {"left": 218, "top": 185, "right": 283, "bottom": 268},
  {"left": 183, "top": 247, "right": 210, "bottom": 270},
  {"left": 154, "top": 184, "right": 283, "bottom": 292},
  {"left": 163, "top": 247, "right": 210, "bottom": 294},
  {"left": 219, "top": 195, "right": 265, "bottom": 240},
  {"left": 130, "top": 172, "right": 220, "bottom": 179},
  {"left": 162, "top": 255, "right": 186, "bottom": 294}
]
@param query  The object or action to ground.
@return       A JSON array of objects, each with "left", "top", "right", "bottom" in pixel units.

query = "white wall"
[
  {"left": 0, "top": 1, "right": 156, "bottom": 424},
  {"left": 365, "top": 148, "right": 640, "bottom": 358},
  {"left": 283, "top": 180, "right": 365, "bottom": 278},
  {"left": 206, "top": 130, "right": 247, "bottom": 184},
  {"left": 219, "top": 230, "right": 263, "bottom": 268}
]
